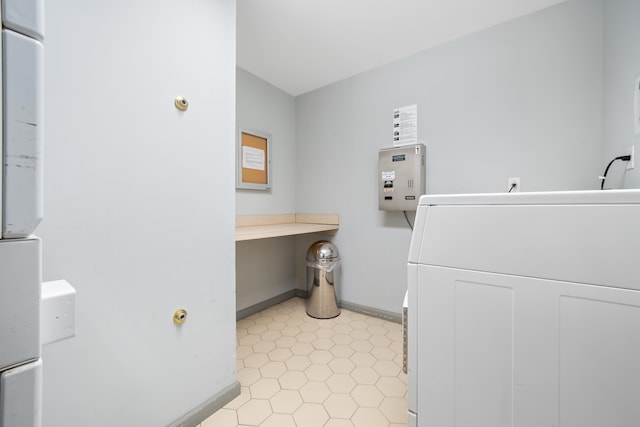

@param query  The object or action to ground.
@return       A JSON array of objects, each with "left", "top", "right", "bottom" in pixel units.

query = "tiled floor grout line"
[{"left": 199, "top": 297, "right": 408, "bottom": 427}]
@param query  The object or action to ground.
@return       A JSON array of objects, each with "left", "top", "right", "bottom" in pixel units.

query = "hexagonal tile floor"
[{"left": 199, "top": 297, "right": 407, "bottom": 427}]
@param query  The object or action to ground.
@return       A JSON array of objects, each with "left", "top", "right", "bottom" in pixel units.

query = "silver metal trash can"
[{"left": 306, "top": 240, "right": 341, "bottom": 319}]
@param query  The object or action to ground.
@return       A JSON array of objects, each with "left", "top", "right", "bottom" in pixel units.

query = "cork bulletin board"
[{"left": 237, "top": 128, "right": 271, "bottom": 190}]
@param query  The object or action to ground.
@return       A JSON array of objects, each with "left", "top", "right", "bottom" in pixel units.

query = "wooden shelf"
[{"left": 235, "top": 214, "right": 339, "bottom": 241}]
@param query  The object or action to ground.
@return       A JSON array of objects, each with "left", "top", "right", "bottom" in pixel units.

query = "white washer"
[{"left": 408, "top": 190, "right": 640, "bottom": 427}]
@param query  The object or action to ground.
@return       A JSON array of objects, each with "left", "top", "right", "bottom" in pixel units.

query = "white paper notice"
[
  {"left": 242, "top": 146, "right": 265, "bottom": 170},
  {"left": 393, "top": 104, "right": 418, "bottom": 146},
  {"left": 381, "top": 171, "right": 396, "bottom": 181}
]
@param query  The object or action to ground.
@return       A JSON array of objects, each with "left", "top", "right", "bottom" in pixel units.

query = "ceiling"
[{"left": 236, "top": 0, "right": 568, "bottom": 96}]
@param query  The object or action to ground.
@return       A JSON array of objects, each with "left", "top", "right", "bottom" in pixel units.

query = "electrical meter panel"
[{"left": 378, "top": 144, "right": 425, "bottom": 211}]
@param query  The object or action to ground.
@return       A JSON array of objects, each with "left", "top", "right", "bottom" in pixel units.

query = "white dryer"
[{"left": 407, "top": 190, "right": 640, "bottom": 427}]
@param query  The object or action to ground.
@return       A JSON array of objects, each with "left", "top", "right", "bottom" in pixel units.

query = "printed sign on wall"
[{"left": 393, "top": 104, "right": 417, "bottom": 146}]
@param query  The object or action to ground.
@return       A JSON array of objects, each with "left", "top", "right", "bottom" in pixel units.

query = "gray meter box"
[{"left": 378, "top": 144, "right": 425, "bottom": 211}]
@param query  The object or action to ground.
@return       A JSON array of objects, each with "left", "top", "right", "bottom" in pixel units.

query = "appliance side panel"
[
  {"left": 559, "top": 292, "right": 640, "bottom": 426},
  {"left": 416, "top": 265, "right": 456, "bottom": 426},
  {"left": 412, "top": 264, "right": 640, "bottom": 426},
  {"left": 454, "top": 280, "right": 514, "bottom": 427},
  {"left": 407, "top": 264, "right": 418, "bottom": 414}
]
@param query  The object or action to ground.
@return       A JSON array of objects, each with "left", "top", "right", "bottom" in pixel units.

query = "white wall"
[
  {"left": 39, "top": 1, "right": 237, "bottom": 425},
  {"left": 603, "top": 0, "right": 640, "bottom": 189},
  {"left": 236, "top": 67, "right": 296, "bottom": 215},
  {"left": 236, "top": 236, "right": 297, "bottom": 311},
  {"left": 235, "top": 68, "right": 299, "bottom": 311},
  {"left": 294, "top": 0, "right": 604, "bottom": 313}
]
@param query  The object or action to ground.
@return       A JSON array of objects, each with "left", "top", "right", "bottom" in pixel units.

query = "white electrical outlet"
[
  {"left": 627, "top": 145, "right": 635, "bottom": 170},
  {"left": 507, "top": 177, "right": 520, "bottom": 192}
]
